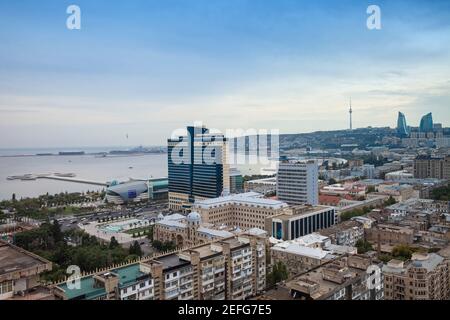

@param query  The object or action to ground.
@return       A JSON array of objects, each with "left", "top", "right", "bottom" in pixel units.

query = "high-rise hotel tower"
[{"left": 167, "top": 125, "right": 230, "bottom": 211}]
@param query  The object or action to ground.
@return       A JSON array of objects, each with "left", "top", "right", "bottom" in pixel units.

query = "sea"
[{"left": 0, "top": 147, "right": 271, "bottom": 201}]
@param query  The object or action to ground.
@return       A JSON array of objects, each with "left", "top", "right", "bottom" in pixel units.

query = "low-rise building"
[
  {"left": 365, "top": 224, "right": 414, "bottom": 245},
  {"left": 266, "top": 205, "right": 336, "bottom": 241},
  {"left": 0, "top": 240, "right": 53, "bottom": 300},
  {"left": 318, "top": 220, "right": 365, "bottom": 246},
  {"left": 269, "top": 234, "right": 357, "bottom": 276},
  {"left": 281, "top": 255, "right": 384, "bottom": 300}
]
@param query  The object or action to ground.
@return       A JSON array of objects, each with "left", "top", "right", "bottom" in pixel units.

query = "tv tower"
[{"left": 349, "top": 98, "right": 353, "bottom": 130}]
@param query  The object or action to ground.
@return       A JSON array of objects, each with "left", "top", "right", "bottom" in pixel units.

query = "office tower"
[
  {"left": 277, "top": 160, "right": 319, "bottom": 206},
  {"left": 167, "top": 125, "right": 230, "bottom": 211},
  {"left": 419, "top": 112, "right": 434, "bottom": 132},
  {"left": 396, "top": 112, "right": 409, "bottom": 137}
]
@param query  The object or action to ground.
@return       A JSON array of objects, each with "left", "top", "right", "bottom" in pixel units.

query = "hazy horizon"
[{"left": 1, "top": 0, "right": 449, "bottom": 148}]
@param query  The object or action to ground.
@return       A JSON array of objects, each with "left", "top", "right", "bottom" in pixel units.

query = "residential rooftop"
[{"left": 0, "top": 240, "right": 52, "bottom": 282}]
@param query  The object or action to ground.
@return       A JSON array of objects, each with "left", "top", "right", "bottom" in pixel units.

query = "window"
[{"left": 0, "top": 281, "right": 13, "bottom": 295}]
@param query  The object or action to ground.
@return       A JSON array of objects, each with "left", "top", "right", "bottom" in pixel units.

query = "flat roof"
[
  {"left": 194, "top": 192, "right": 288, "bottom": 210},
  {"left": 155, "top": 254, "right": 190, "bottom": 271},
  {"left": 0, "top": 241, "right": 51, "bottom": 280},
  {"left": 58, "top": 276, "right": 106, "bottom": 300},
  {"left": 57, "top": 264, "right": 147, "bottom": 300},
  {"left": 273, "top": 205, "right": 334, "bottom": 221}
]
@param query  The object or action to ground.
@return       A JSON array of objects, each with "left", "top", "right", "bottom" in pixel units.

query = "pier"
[{"left": 40, "top": 176, "right": 108, "bottom": 186}]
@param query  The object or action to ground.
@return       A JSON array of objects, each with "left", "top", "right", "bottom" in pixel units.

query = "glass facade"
[
  {"left": 419, "top": 113, "right": 433, "bottom": 132},
  {"left": 288, "top": 209, "right": 336, "bottom": 240},
  {"left": 397, "top": 112, "right": 409, "bottom": 137},
  {"left": 168, "top": 126, "right": 225, "bottom": 204}
]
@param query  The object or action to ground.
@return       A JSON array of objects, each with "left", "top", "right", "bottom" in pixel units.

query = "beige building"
[
  {"left": 0, "top": 240, "right": 53, "bottom": 300},
  {"left": 154, "top": 212, "right": 239, "bottom": 247},
  {"left": 383, "top": 253, "right": 450, "bottom": 300},
  {"left": 193, "top": 192, "right": 288, "bottom": 230},
  {"left": 365, "top": 224, "right": 415, "bottom": 245}
]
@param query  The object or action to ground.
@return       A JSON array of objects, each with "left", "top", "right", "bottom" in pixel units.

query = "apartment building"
[
  {"left": 54, "top": 234, "right": 266, "bottom": 300},
  {"left": 318, "top": 220, "right": 365, "bottom": 247},
  {"left": 383, "top": 253, "right": 450, "bottom": 300},
  {"left": 413, "top": 155, "right": 450, "bottom": 179}
]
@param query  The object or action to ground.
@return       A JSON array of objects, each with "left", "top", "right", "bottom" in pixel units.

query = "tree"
[
  {"left": 109, "top": 236, "right": 120, "bottom": 249},
  {"left": 328, "top": 178, "right": 337, "bottom": 185},
  {"left": 384, "top": 196, "right": 397, "bottom": 207},
  {"left": 267, "top": 261, "right": 289, "bottom": 287},
  {"left": 129, "top": 241, "right": 143, "bottom": 257},
  {"left": 392, "top": 244, "right": 413, "bottom": 261},
  {"left": 51, "top": 219, "right": 64, "bottom": 243},
  {"left": 356, "top": 239, "right": 373, "bottom": 254}
]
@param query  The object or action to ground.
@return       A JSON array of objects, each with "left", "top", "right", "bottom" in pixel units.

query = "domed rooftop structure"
[{"left": 186, "top": 211, "right": 201, "bottom": 223}]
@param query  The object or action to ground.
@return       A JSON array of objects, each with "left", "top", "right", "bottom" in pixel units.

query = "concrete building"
[
  {"left": 266, "top": 205, "right": 336, "bottom": 241},
  {"left": 318, "top": 220, "right": 365, "bottom": 247},
  {"left": 193, "top": 192, "right": 288, "bottom": 231},
  {"left": 413, "top": 155, "right": 450, "bottom": 179},
  {"left": 377, "top": 183, "right": 415, "bottom": 202},
  {"left": 0, "top": 240, "right": 52, "bottom": 300},
  {"left": 55, "top": 234, "right": 266, "bottom": 300},
  {"left": 277, "top": 160, "right": 319, "bottom": 206},
  {"left": 270, "top": 234, "right": 357, "bottom": 276},
  {"left": 383, "top": 253, "right": 450, "bottom": 300},
  {"left": 244, "top": 177, "right": 277, "bottom": 195},
  {"left": 365, "top": 224, "right": 414, "bottom": 245},
  {"left": 282, "top": 255, "right": 384, "bottom": 300}
]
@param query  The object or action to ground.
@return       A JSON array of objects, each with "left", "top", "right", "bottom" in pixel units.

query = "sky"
[{"left": 0, "top": 0, "right": 449, "bottom": 148}]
